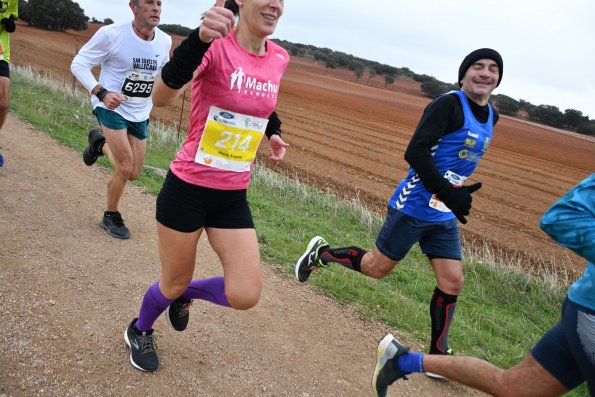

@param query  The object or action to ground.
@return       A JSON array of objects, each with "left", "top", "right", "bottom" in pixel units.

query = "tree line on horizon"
[
  {"left": 16, "top": 0, "right": 594, "bottom": 136},
  {"left": 274, "top": 40, "right": 594, "bottom": 136}
]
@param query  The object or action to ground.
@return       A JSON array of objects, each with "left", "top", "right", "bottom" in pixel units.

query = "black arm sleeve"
[
  {"left": 160, "top": 27, "right": 212, "bottom": 90},
  {"left": 404, "top": 94, "right": 464, "bottom": 194},
  {"left": 265, "top": 111, "right": 281, "bottom": 140}
]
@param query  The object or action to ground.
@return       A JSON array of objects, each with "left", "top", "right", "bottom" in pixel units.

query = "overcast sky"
[{"left": 74, "top": 0, "right": 595, "bottom": 118}]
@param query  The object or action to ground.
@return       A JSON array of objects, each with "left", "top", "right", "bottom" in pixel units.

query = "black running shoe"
[
  {"left": 372, "top": 333, "right": 410, "bottom": 397},
  {"left": 99, "top": 211, "right": 130, "bottom": 239},
  {"left": 295, "top": 236, "right": 329, "bottom": 282},
  {"left": 166, "top": 297, "right": 192, "bottom": 332},
  {"left": 83, "top": 127, "right": 105, "bottom": 166},
  {"left": 124, "top": 318, "right": 159, "bottom": 372}
]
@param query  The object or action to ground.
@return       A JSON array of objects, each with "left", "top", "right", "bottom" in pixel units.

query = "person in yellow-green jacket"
[{"left": 0, "top": 0, "right": 17, "bottom": 168}]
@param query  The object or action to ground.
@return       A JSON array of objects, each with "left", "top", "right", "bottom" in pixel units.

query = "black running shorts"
[
  {"left": 156, "top": 170, "right": 255, "bottom": 233},
  {"left": 0, "top": 61, "right": 10, "bottom": 78},
  {"left": 531, "top": 298, "right": 595, "bottom": 392}
]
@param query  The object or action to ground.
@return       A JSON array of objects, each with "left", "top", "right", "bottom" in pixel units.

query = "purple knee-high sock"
[
  {"left": 135, "top": 281, "right": 174, "bottom": 332},
  {"left": 181, "top": 277, "right": 230, "bottom": 307}
]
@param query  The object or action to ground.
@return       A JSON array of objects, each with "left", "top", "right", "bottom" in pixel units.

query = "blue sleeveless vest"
[{"left": 388, "top": 90, "right": 494, "bottom": 221}]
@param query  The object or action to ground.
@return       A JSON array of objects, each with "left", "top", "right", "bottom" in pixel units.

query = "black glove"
[
  {"left": 265, "top": 110, "right": 281, "bottom": 140},
  {"left": 437, "top": 182, "right": 482, "bottom": 224},
  {"left": 2, "top": 15, "right": 15, "bottom": 33}
]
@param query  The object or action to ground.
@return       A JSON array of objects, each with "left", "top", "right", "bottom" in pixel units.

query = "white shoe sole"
[
  {"left": 123, "top": 328, "right": 151, "bottom": 372},
  {"left": 371, "top": 333, "right": 396, "bottom": 397},
  {"left": 425, "top": 371, "right": 447, "bottom": 380},
  {"left": 165, "top": 304, "right": 175, "bottom": 330}
]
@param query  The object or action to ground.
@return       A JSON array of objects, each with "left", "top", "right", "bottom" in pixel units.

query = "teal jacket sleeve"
[{"left": 540, "top": 174, "right": 595, "bottom": 263}]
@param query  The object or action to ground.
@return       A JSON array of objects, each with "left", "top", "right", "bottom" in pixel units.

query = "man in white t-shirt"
[{"left": 71, "top": 0, "right": 171, "bottom": 239}]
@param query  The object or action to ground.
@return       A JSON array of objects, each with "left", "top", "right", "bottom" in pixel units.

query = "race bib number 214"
[{"left": 195, "top": 107, "right": 268, "bottom": 172}]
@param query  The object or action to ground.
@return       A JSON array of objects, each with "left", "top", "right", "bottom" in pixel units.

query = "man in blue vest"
[{"left": 296, "top": 49, "right": 503, "bottom": 378}]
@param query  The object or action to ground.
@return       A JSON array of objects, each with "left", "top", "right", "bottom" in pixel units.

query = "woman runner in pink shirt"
[{"left": 124, "top": 0, "right": 289, "bottom": 372}]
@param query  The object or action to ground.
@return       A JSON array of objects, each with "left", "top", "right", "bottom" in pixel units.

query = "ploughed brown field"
[{"left": 12, "top": 22, "right": 594, "bottom": 279}]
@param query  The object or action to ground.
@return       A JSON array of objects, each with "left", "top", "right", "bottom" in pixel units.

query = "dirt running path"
[{"left": 0, "top": 115, "right": 485, "bottom": 396}]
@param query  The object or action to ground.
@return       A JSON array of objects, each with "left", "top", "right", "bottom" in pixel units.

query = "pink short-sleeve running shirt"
[{"left": 169, "top": 30, "right": 289, "bottom": 190}]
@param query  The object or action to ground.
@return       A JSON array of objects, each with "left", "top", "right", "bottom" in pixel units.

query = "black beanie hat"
[{"left": 458, "top": 48, "right": 503, "bottom": 88}]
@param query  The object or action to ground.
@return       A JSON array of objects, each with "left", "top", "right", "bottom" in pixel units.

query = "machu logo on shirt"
[{"left": 229, "top": 66, "right": 279, "bottom": 98}]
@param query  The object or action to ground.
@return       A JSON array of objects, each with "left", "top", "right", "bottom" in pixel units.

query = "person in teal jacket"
[{"left": 371, "top": 174, "right": 595, "bottom": 397}]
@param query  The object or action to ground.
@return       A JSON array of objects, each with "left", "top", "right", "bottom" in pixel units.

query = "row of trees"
[
  {"left": 420, "top": 81, "right": 459, "bottom": 98},
  {"left": 17, "top": 0, "right": 593, "bottom": 136},
  {"left": 273, "top": 39, "right": 437, "bottom": 88},
  {"left": 20, "top": 0, "right": 194, "bottom": 35},
  {"left": 159, "top": 24, "right": 193, "bottom": 37},
  {"left": 272, "top": 38, "right": 595, "bottom": 137},
  {"left": 18, "top": 0, "right": 88, "bottom": 31},
  {"left": 90, "top": 17, "right": 113, "bottom": 25},
  {"left": 491, "top": 94, "right": 594, "bottom": 135}
]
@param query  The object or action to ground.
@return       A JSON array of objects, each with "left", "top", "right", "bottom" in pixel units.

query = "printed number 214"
[{"left": 215, "top": 131, "right": 251, "bottom": 152}]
